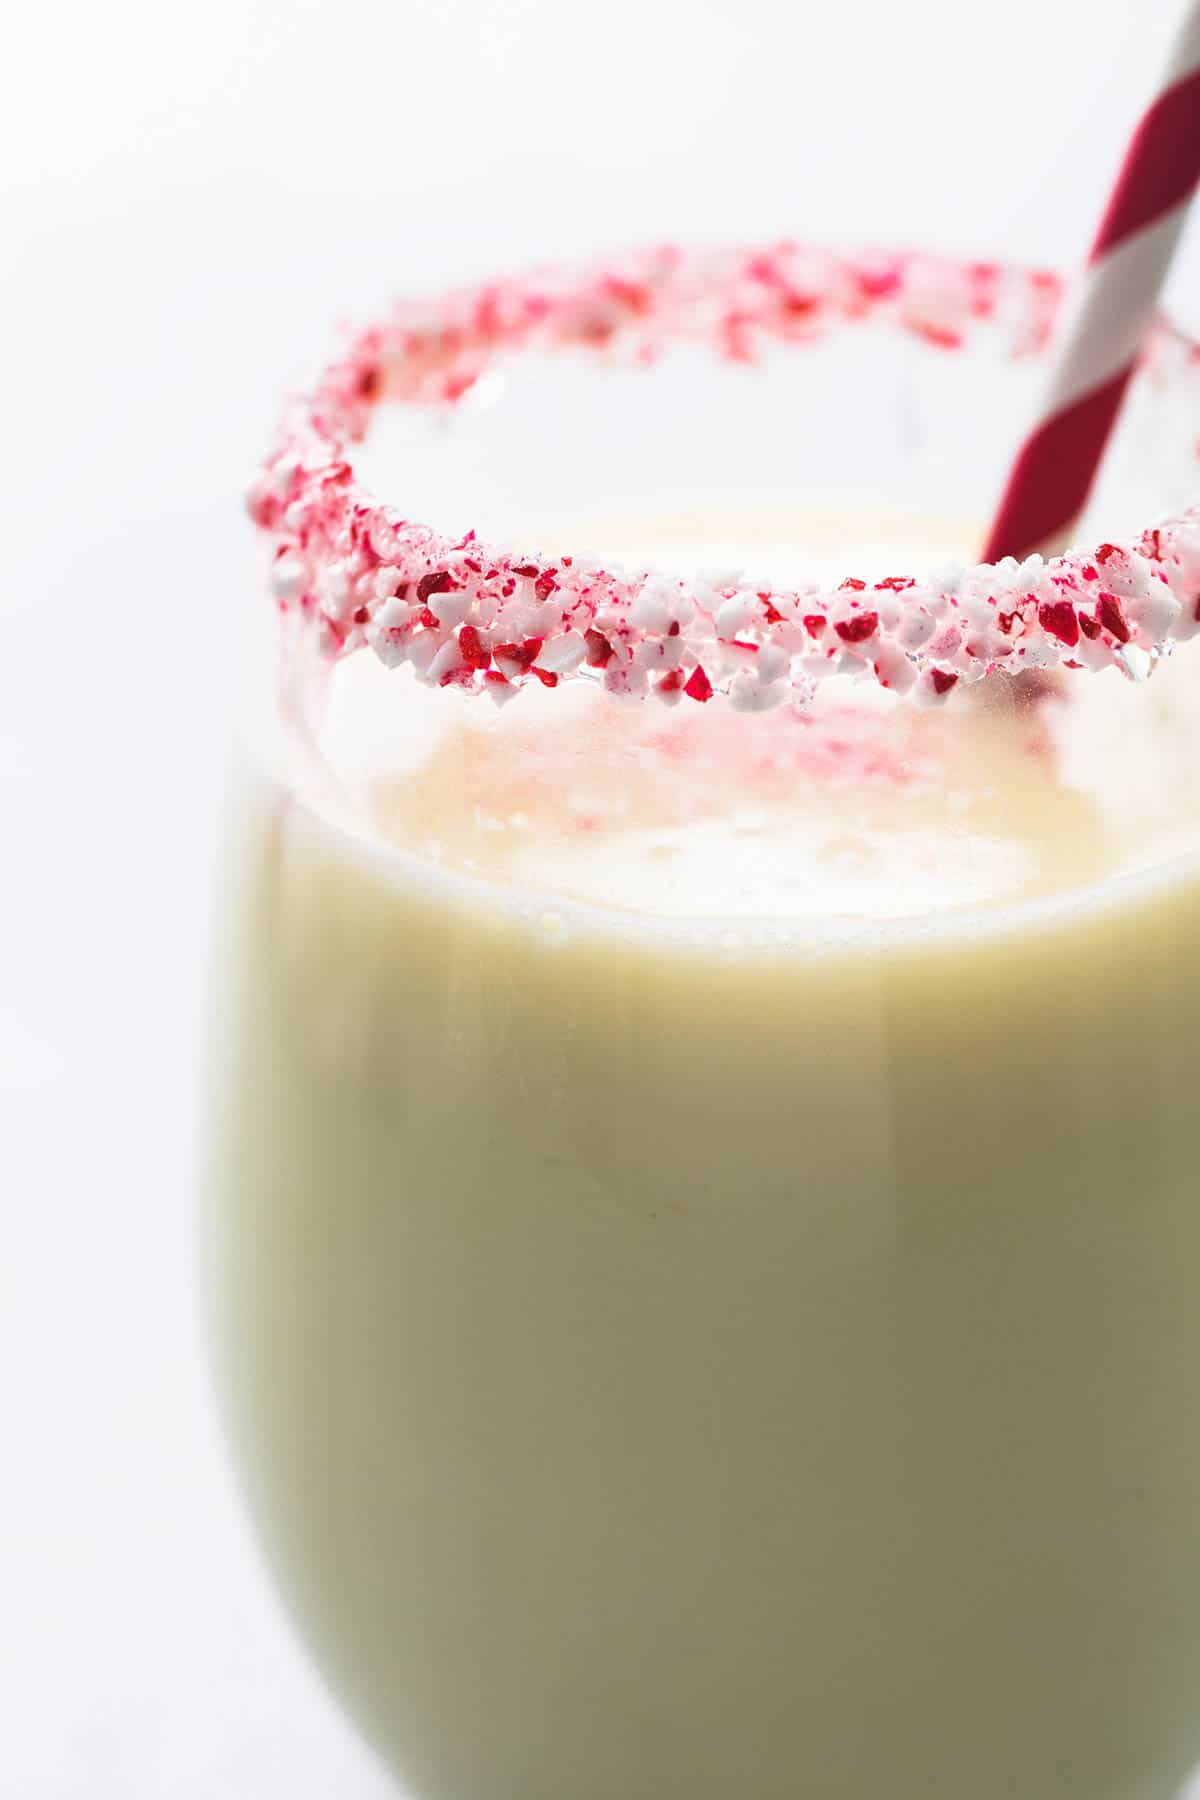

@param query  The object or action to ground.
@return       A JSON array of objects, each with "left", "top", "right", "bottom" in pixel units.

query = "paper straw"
[{"left": 982, "top": 6, "right": 1200, "bottom": 564}]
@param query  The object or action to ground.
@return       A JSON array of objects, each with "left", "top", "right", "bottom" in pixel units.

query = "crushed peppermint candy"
[{"left": 248, "top": 242, "right": 1200, "bottom": 710}]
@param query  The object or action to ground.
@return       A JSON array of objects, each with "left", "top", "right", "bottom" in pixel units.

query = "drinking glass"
[{"left": 208, "top": 245, "right": 1200, "bottom": 1800}]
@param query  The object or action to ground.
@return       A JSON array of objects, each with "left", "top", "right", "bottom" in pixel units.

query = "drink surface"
[{"left": 211, "top": 510, "right": 1200, "bottom": 1800}]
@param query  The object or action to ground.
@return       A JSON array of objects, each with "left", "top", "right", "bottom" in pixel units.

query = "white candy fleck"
[
  {"left": 715, "top": 594, "right": 756, "bottom": 636},
  {"left": 408, "top": 632, "right": 441, "bottom": 675},
  {"left": 630, "top": 580, "right": 675, "bottom": 633},
  {"left": 729, "top": 674, "right": 787, "bottom": 712},
  {"left": 375, "top": 594, "right": 413, "bottom": 631},
  {"left": 366, "top": 625, "right": 410, "bottom": 670},
  {"left": 872, "top": 640, "right": 917, "bottom": 694},
  {"left": 756, "top": 642, "right": 790, "bottom": 683},
  {"left": 537, "top": 631, "right": 588, "bottom": 674},
  {"left": 426, "top": 639, "right": 463, "bottom": 683},
  {"left": 429, "top": 589, "right": 472, "bottom": 629},
  {"left": 271, "top": 553, "right": 306, "bottom": 600}
]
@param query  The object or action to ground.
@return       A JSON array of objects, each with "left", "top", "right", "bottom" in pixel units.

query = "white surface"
[{"left": 3, "top": 1, "right": 1200, "bottom": 1792}]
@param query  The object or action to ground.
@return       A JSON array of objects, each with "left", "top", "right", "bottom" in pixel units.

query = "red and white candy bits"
[{"left": 249, "top": 242, "right": 1200, "bottom": 710}]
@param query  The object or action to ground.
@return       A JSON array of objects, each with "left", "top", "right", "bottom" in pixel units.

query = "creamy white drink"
[{"left": 209, "top": 505, "right": 1200, "bottom": 1798}]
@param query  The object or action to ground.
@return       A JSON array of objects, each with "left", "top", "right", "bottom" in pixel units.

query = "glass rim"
[{"left": 247, "top": 241, "right": 1200, "bottom": 713}]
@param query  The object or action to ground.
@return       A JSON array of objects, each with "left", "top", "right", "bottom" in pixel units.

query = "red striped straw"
[{"left": 983, "top": 7, "right": 1200, "bottom": 564}]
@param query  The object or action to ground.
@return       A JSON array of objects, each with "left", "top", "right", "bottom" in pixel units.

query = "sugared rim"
[{"left": 248, "top": 241, "right": 1200, "bottom": 710}]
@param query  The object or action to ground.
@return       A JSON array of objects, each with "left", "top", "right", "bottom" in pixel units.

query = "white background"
[{"left": 3, "top": 0, "right": 1198, "bottom": 1792}]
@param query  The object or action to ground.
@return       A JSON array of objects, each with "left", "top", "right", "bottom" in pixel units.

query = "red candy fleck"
[
  {"left": 1037, "top": 599, "right": 1080, "bottom": 647},
  {"left": 603, "top": 276, "right": 653, "bottom": 314},
  {"left": 1078, "top": 613, "right": 1102, "bottom": 640},
  {"left": 584, "top": 628, "right": 614, "bottom": 667},
  {"left": 474, "top": 289, "right": 502, "bottom": 335},
  {"left": 971, "top": 261, "right": 1000, "bottom": 316},
  {"left": 417, "top": 569, "right": 457, "bottom": 602},
  {"left": 803, "top": 614, "right": 827, "bottom": 638},
  {"left": 912, "top": 321, "right": 963, "bottom": 351},
  {"left": 684, "top": 664, "right": 713, "bottom": 702},
  {"left": 356, "top": 364, "right": 382, "bottom": 403},
  {"left": 835, "top": 611, "right": 879, "bottom": 644},
  {"left": 493, "top": 637, "right": 544, "bottom": 670},
  {"left": 1097, "top": 594, "right": 1131, "bottom": 642},
  {"left": 855, "top": 265, "right": 902, "bottom": 299},
  {"left": 534, "top": 667, "right": 559, "bottom": 688},
  {"left": 839, "top": 577, "right": 866, "bottom": 591},
  {"left": 1096, "top": 542, "right": 1121, "bottom": 565},
  {"left": 746, "top": 253, "right": 780, "bottom": 284},
  {"left": 930, "top": 668, "right": 959, "bottom": 695},
  {"left": 458, "top": 625, "right": 490, "bottom": 668}
]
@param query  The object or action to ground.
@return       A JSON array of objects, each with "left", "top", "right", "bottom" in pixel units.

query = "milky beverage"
[{"left": 210, "top": 510, "right": 1200, "bottom": 1800}]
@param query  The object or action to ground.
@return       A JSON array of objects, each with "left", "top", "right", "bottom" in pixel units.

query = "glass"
[{"left": 208, "top": 246, "right": 1200, "bottom": 1800}]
